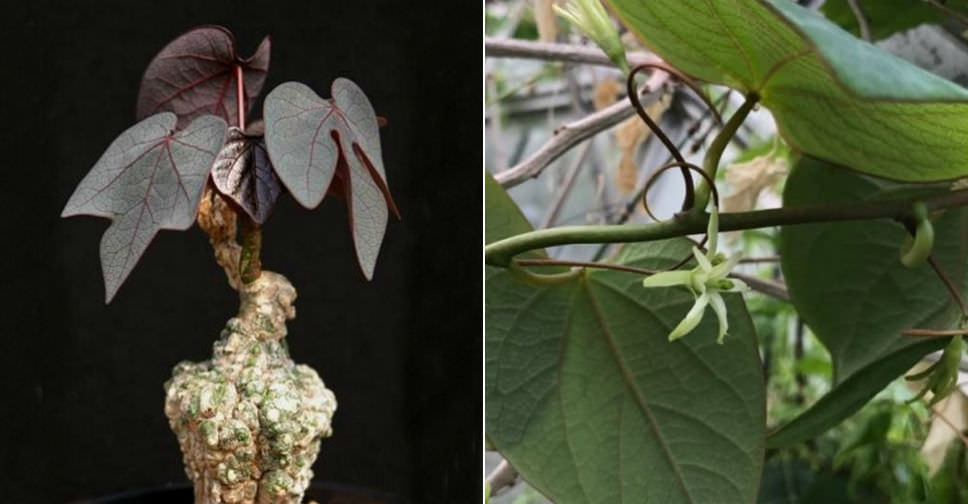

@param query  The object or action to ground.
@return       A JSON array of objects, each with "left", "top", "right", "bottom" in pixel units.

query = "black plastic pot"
[{"left": 71, "top": 482, "right": 408, "bottom": 504}]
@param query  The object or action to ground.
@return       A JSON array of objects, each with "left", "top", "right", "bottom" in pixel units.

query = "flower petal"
[
  {"left": 723, "top": 278, "right": 750, "bottom": 293},
  {"left": 669, "top": 293, "right": 709, "bottom": 341},
  {"left": 642, "top": 270, "right": 693, "bottom": 288},
  {"left": 692, "top": 247, "right": 713, "bottom": 272},
  {"left": 708, "top": 291, "right": 729, "bottom": 344},
  {"left": 707, "top": 205, "right": 720, "bottom": 255},
  {"left": 710, "top": 253, "right": 742, "bottom": 279}
]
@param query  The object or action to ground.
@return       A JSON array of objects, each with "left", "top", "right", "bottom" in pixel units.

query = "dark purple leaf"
[
  {"left": 136, "top": 25, "right": 270, "bottom": 128},
  {"left": 263, "top": 79, "right": 399, "bottom": 279},
  {"left": 211, "top": 127, "right": 282, "bottom": 224},
  {"left": 62, "top": 112, "right": 228, "bottom": 302}
]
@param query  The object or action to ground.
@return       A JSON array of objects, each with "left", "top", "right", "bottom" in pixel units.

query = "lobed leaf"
[
  {"left": 211, "top": 127, "right": 282, "bottom": 224},
  {"left": 607, "top": 0, "right": 968, "bottom": 182},
  {"left": 136, "top": 25, "right": 270, "bottom": 128},
  {"left": 263, "top": 79, "right": 398, "bottom": 279},
  {"left": 62, "top": 112, "right": 228, "bottom": 302},
  {"left": 485, "top": 178, "right": 765, "bottom": 504}
]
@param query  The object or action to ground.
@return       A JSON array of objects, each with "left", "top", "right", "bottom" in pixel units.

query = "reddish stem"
[
  {"left": 232, "top": 62, "right": 261, "bottom": 282},
  {"left": 234, "top": 64, "right": 245, "bottom": 129}
]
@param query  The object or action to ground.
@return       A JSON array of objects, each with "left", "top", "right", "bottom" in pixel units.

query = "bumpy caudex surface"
[{"left": 164, "top": 271, "right": 336, "bottom": 504}]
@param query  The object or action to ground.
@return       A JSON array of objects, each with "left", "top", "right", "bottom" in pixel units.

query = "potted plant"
[{"left": 61, "top": 25, "right": 397, "bottom": 504}]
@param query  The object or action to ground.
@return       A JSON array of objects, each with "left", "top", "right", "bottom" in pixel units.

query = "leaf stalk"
[{"left": 694, "top": 92, "right": 758, "bottom": 212}]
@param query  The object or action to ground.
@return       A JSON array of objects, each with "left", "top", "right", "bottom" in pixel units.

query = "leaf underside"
[
  {"left": 211, "top": 127, "right": 282, "bottom": 224},
  {"left": 263, "top": 79, "right": 398, "bottom": 279},
  {"left": 768, "top": 157, "right": 963, "bottom": 446},
  {"left": 607, "top": 0, "right": 968, "bottom": 182},
  {"left": 136, "top": 25, "right": 270, "bottom": 129},
  {"left": 62, "top": 112, "right": 228, "bottom": 302},
  {"left": 485, "top": 179, "right": 765, "bottom": 504}
]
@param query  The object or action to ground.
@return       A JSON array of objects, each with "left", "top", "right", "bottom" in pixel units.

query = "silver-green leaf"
[{"left": 62, "top": 112, "right": 227, "bottom": 302}]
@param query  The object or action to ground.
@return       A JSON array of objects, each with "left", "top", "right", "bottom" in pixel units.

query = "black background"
[{"left": 1, "top": 2, "right": 480, "bottom": 503}]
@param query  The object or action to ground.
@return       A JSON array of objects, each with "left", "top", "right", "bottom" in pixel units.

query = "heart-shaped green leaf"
[
  {"left": 607, "top": 0, "right": 968, "bottom": 182},
  {"left": 769, "top": 156, "right": 963, "bottom": 446},
  {"left": 62, "top": 112, "right": 228, "bottom": 302},
  {"left": 263, "top": 80, "right": 398, "bottom": 280},
  {"left": 486, "top": 179, "right": 765, "bottom": 504}
]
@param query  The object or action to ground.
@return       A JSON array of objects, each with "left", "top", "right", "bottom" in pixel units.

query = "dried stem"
[
  {"left": 495, "top": 70, "right": 670, "bottom": 188},
  {"left": 540, "top": 141, "right": 594, "bottom": 228},
  {"left": 485, "top": 37, "right": 659, "bottom": 68},
  {"left": 485, "top": 460, "right": 519, "bottom": 497}
]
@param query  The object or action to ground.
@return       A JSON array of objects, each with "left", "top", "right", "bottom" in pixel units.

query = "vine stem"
[
  {"left": 931, "top": 404, "right": 968, "bottom": 448},
  {"left": 923, "top": 0, "right": 968, "bottom": 27},
  {"left": 903, "top": 328, "right": 968, "bottom": 338},
  {"left": 514, "top": 258, "right": 791, "bottom": 301},
  {"left": 846, "top": 0, "right": 872, "bottom": 41},
  {"left": 234, "top": 62, "right": 262, "bottom": 283},
  {"left": 485, "top": 188, "right": 968, "bottom": 266},
  {"left": 693, "top": 92, "right": 759, "bottom": 212},
  {"left": 927, "top": 255, "right": 968, "bottom": 319}
]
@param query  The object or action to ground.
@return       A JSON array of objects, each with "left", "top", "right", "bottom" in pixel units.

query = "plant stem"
[
  {"left": 513, "top": 258, "right": 791, "bottom": 301},
  {"left": 846, "top": 0, "right": 872, "bottom": 41},
  {"left": 923, "top": 0, "right": 968, "bottom": 27},
  {"left": 235, "top": 64, "right": 245, "bottom": 128},
  {"left": 239, "top": 215, "right": 262, "bottom": 284},
  {"left": 904, "top": 328, "right": 968, "bottom": 337},
  {"left": 540, "top": 141, "right": 593, "bottom": 228},
  {"left": 485, "top": 459, "right": 519, "bottom": 497},
  {"left": 516, "top": 258, "right": 656, "bottom": 275},
  {"left": 495, "top": 70, "right": 669, "bottom": 188},
  {"left": 232, "top": 62, "right": 262, "bottom": 284},
  {"left": 484, "top": 36, "right": 660, "bottom": 68},
  {"left": 485, "top": 188, "right": 968, "bottom": 266},
  {"left": 927, "top": 255, "right": 968, "bottom": 318},
  {"left": 693, "top": 92, "right": 758, "bottom": 212}
]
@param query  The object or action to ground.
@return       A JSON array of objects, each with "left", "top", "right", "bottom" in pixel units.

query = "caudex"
[{"left": 61, "top": 25, "right": 399, "bottom": 504}]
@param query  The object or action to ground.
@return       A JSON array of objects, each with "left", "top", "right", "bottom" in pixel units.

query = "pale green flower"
[
  {"left": 642, "top": 206, "right": 748, "bottom": 343},
  {"left": 554, "top": 0, "right": 630, "bottom": 73}
]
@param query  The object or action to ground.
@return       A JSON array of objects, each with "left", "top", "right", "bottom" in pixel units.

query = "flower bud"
[{"left": 555, "top": 0, "right": 629, "bottom": 73}]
